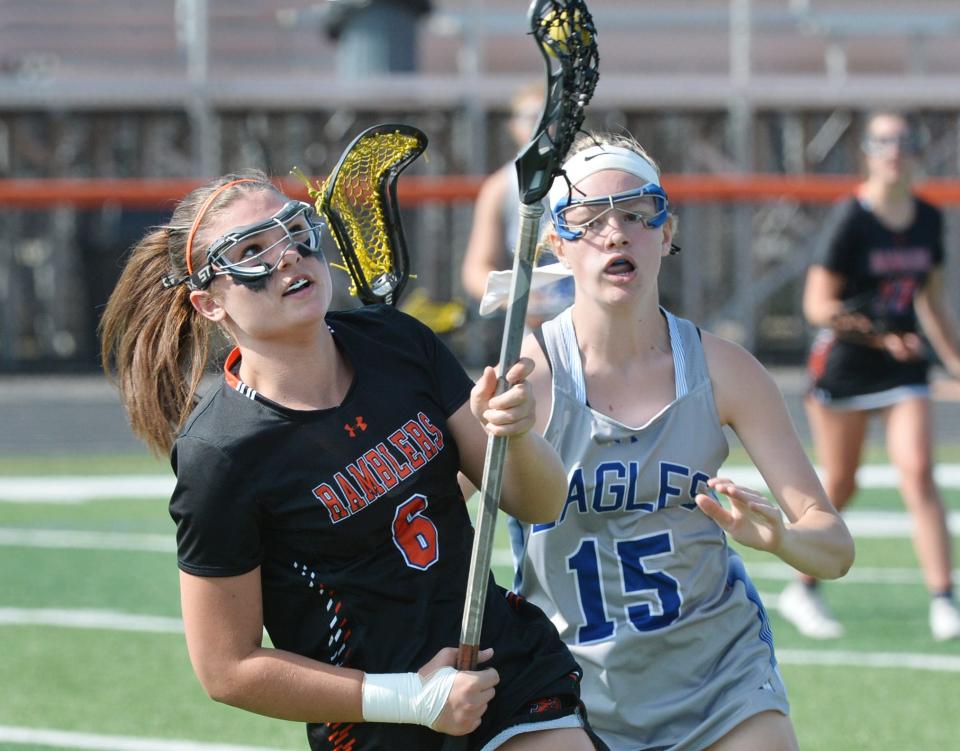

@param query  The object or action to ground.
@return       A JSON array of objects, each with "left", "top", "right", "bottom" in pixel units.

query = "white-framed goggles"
[
  {"left": 551, "top": 185, "right": 670, "bottom": 240},
  {"left": 172, "top": 200, "right": 324, "bottom": 290}
]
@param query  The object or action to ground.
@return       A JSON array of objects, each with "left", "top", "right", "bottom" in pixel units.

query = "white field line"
[
  {"left": 0, "top": 646, "right": 954, "bottom": 751},
  {"left": 723, "top": 464, "right": 960, "bottom": 491},
  {"left": 493, "top": 550, "right": 960, "bottom": 585},
  {"left": 0, "top": 726, "right": 292, "bottom": 751},
  {"left": 0, "top": 528, "right": 174, "bottom": 552},
  {"left": 0, "top": 502, "right": 958, "bottom": 559},
  {"left": 3, "top": 608, "right": 959, "bottom": 675},
  {"left": 0, "top": 608, "right": 182, "bottom": 633},
  {"left": 3, "top": 464, "right": 960, "bottom": 503},
  {"left": 775, "top": 649, "right": 960, "bottom": 672},
  {"left": 4, "top": 470, "right": 956, "bottom": 751},
  {"left": 0, "top": 508, "right": 956, "bottom": 560},
  {"left": 839, "top": 510, "right": 960, "bottom": 537},
  {"left": 746, "top": 562, "right": 960, "bottom": 584},
  {"left": 0, "top": 476, "right": 174, "bottom": 503}
]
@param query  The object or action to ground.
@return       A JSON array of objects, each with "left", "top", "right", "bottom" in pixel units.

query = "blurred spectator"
[{"left": 461, "top": 82, "right": 574, "bottom": 344}]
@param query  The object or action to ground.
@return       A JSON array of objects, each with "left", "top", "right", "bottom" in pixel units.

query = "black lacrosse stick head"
[
  {"left": 516, "top": 0, "right": 600, "bottom": 206},
  {"left": 314, "top": 123, "right": 428, "bottom": 306}
]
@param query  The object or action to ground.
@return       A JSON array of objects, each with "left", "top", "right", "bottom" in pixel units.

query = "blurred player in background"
[
  {"left": 461, "top": 83, "right": 575, "bottom": 335},
  {"left": 99, "top": 171, "right": 606, "bottom": 750},
  {"left": 779, "top": 111, "right": 960, "bottom": 641},
  {"left": 512, "top": 131, "right": 854, "bottom": 750}
]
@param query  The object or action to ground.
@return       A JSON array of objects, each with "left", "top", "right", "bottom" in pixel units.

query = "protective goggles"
[
  {"left": 169, "top": 200, "right": 324, "bottom": 290},
  {"left": 862, "top": 133, "right": 919, "bottom": 156},
  {"left": 551, "top": 185, "right": 670, "bottom": 240}
]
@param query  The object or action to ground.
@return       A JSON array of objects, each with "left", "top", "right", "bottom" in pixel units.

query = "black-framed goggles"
[{"left": 163, "top": 200, "right": 324, "bottom": 291}]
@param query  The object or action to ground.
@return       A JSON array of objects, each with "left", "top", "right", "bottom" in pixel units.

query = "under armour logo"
[{"left": 343, "top": 416, "right": 368, "bottom": 438}]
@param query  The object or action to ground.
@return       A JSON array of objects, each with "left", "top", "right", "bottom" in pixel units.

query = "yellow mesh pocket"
[{"left": 299, "top": 125, "right": 427, "bottom": 304}]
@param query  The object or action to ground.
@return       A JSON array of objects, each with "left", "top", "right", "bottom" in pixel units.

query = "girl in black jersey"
[
  {"left": 99, "top": 171, "right": 604, "bottom": 751},
  {"left": 778, "top": 111, "right": 960, "bottom": 642}
]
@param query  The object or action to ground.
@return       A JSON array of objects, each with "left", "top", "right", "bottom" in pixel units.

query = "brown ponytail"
[{"left": 99, "top": 170, "right": 277, "bottom": 455}]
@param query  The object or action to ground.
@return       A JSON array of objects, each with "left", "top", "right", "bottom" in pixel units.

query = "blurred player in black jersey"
[
  {"left": 99, "top": 171, "right": 605, "bottom": 751},
  {"left": 778, "top": 111, "right": 960, "bottom": 642}
]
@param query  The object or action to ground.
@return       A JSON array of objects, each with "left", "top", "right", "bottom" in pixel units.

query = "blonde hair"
[
  {"left": 99, "top": 170, "right": 281, "bottom": 455},
  {"left": 538, "top": 131, "right": 676, "bottom": 255},
  {"left": 510, "top": 81, "right": 545, "bottom": 116}
]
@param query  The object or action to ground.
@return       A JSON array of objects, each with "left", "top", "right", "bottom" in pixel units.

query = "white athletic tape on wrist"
[{"left": 361, "top": 667, "right": 457, "bottom": 726}]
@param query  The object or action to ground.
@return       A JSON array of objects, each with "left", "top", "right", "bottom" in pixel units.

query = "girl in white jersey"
[{"left": 513, "top": 133, "right": 856, "bottom": 751}]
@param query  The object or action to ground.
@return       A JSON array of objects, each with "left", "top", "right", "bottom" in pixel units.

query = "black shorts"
[
  {"left": 312, "top": 690, "right": 605, "bottom": 751},
  {"left": 475, "top": 693, "right": 609, "bottom": 751},
  {"left": 807, "top": 330, "right": 929, "bottom": 408},
  {"left": 308, "top": 590, "right": 607, "bottom": 751}
]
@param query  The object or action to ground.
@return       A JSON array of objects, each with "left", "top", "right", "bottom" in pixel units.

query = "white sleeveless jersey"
[{"left": 510, "top": 308, "right": 789, "bottom": 751}]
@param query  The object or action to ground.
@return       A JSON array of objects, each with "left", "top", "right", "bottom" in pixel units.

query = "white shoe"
[
  {"left": 930, "top": 598, "right": 960, "bottom": 641},
  {"left": 777, "top": 582, "right": 844, "bottom": 639}
]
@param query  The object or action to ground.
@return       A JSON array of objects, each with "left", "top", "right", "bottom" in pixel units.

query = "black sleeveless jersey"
[
  {"left": 815, "top": 195, "right": 943, "bottom": 335},
  {"left": 807, "top": 196, "right": 943, "bottom": 401},
  {"left": 169, "top": 305, "right": 581, "bottom": 750}
]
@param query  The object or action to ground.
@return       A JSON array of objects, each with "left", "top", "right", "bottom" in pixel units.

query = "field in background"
[{"left": 2, "top": 452, "right": 959, "bottom": 751}]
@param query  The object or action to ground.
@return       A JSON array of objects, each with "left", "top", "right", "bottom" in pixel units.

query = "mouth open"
[
  {"left": 604, "top": 258, "right": 636, "bottom": 276},
  {"left": 282, "top": 277, "right": 312, "bottom": 296}
]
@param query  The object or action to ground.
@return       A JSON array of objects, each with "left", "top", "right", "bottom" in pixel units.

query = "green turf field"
[{"left": 2, "top": 452, "right": 959, "bottom": 751}]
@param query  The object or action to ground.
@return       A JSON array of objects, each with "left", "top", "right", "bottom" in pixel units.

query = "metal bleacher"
[{"left": 2, "top": 0, "right": 960, "bottom": 370}]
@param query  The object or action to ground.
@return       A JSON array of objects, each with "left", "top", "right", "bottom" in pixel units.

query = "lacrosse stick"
[
  {"left": 450, "top": 0, "right": 599, "bottom": 711},
  {"left": 298, "top": 123, "right": 428, "bottom": 306},
  {"left": 830, "top": 290, "right": 919, "bottom": 350}
]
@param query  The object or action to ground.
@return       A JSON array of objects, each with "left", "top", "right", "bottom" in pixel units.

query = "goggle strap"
[
  {"left": 184, "top": 178, "right": 263, "bottom": 274},
  {"left": 161, "top": 273, "right": 189, "bottom": 290},
  {"left": 178, "top": 241, "right": 322, "bottom": 291},
  {"left": 188, "top": 265, "right": 217, "bottom": 290}
]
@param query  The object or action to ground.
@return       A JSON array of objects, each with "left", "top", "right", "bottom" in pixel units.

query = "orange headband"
[{"left": 184, "top": 178, "right": 262, "bottom": 274}]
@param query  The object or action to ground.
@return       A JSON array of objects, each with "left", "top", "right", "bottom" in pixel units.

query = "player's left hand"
[
  {"left": 470, "top": 358, "right": 536, "bottom": 438},
  {"left": 881, "top": 332, "right": 925, "bottom": 361},
  {"left": 695, "top": 477, "right": 785, "bottom": 553}
]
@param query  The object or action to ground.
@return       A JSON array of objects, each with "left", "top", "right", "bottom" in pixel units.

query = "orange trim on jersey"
[
  {"left": 325, "top": 722, "right": 356, "bottom": 750},
  {"left": 223, "top": 346, "right": 242, "bottom": 389},
  {"left": 807, "top": 332, "right": 835, "bottom": 382},
  {"left": 185, "top": 178, "right": 261, "bottom": 274},
  {"left": 526, "top": 696, "right": 563, "bottom": 715}
]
